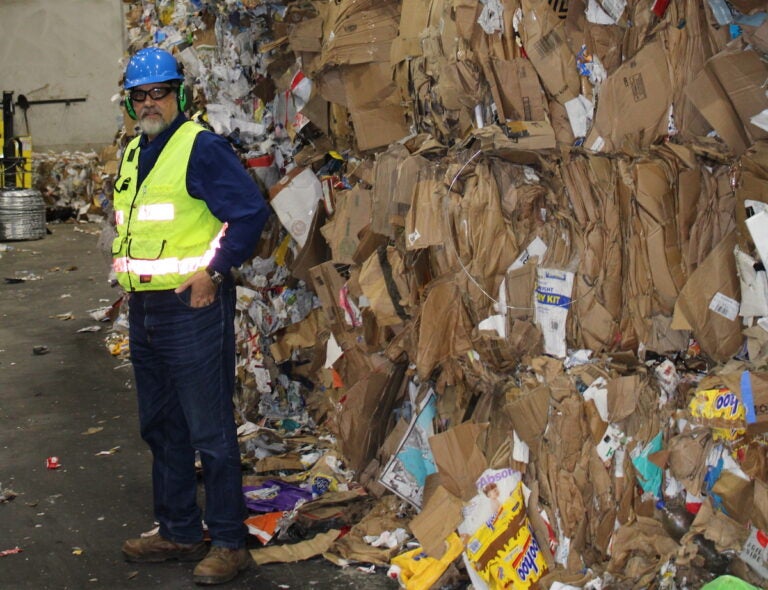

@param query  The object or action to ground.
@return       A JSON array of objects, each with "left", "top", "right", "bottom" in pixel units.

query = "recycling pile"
[
  {"left": 105, "top": 1, "right": 768, "bottom": 588},
  {"left": 30, "top": 151, "right": 106, "bottom": 221}
]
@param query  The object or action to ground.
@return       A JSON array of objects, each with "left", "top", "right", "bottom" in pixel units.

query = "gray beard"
[{"left": 139, "top": 117, "right": 170, "bottom": 137}]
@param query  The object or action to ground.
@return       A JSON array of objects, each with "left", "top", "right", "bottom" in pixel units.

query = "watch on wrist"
[{"left": 206, "top": 266, "right": 224, "bottom": 286}]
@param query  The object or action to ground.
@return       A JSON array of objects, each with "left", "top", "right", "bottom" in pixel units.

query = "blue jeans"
[{"left": 128, "top": 278, "right": 246, "bottom": 549}]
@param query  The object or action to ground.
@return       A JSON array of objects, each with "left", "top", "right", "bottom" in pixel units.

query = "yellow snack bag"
[
  {"left": 689, "top": 387, "right": 747, "bottom": 441},
  {"left": 465, "top": 481, "right": 547, "bottom": 589},
  {"left": 389, "top": 533, "right": 464, "bottom": 590}
]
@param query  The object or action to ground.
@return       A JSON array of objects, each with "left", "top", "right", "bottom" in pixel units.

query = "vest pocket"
[
  {"left": 127, "top": 238, "right": 166, "bottom": 260},
  {"left": 111, "top": 236, "right": 126, "bottom": 256}
]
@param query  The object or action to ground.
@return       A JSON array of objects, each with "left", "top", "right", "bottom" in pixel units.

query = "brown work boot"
[
  {"left": 122, "top": 533, "right": 208, "bottom": 563},
  {"left": 193, "top": 546, "right": 252, "bottom": 585}
]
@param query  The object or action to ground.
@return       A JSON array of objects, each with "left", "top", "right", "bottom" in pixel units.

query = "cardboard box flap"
[
  {"left": 320, "top": 0, "right": 400, "bottom": 67},
  {"left": 520, "top": 0, "right": 580, "bottom": 105},
  {"left": 685, "top": 46, "right": 768, "bottom": 155},
  {"left": 429, "top": 422, "right": 490, "bottom": 500},
  {"left": 673, "top": 232, "right": 742, "bottom": 363},
  {"left": 587, "top": 38, "right": 673, "bottom": 152},
  {"left": 321, "top": 184, "right": 372, "bottom": 264}
]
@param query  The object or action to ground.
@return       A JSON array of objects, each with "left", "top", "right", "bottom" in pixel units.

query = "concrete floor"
[{"left": 0, "top": 223, "right": 399, "bottom": 589}]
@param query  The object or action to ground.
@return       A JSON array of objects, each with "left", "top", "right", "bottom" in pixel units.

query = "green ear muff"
[
  {"left": 125, "top": 95, "right": 137, "bottom": 120},
  {"left": 177, "top": 82, "right": 188, "bottom": 112}
]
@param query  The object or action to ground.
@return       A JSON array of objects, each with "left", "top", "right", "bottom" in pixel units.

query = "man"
[{"left": 112, "top": 47, "right": 269, "bottom": 585}]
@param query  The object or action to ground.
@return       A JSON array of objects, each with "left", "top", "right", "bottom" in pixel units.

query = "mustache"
[{"left": 139, "top": 107, "right": 162, "bottom": 118}]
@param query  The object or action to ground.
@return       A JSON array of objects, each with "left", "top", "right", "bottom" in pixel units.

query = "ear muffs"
[
  {"left": 177, "top": 82, "right": 188, "bottom": 112},
  {"left": 125, "top": 95, "right": 137, "bottom": 120}
]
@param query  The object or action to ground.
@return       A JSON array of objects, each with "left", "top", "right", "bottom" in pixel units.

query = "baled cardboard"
[
  {"left": 390, "top": 0, "right": 430, "bottom": 64},
  {"left": 686, "top": 46, "right": 768, "bottom": 156},
  {"left": 673, "top": 231, "right": 742, "bottom": 363},
  {"left": 587, "top": 38, "right": 672, "bottom": 153},
  {"left": 606, "top": 375, "right": 640, "bottom": 422},
  {"left": 505, "top": 385, "right": 550, "bottom": 453},
  {"left": 416, "top": 277, "right": 474, "bottom": 380},
  {"left": 349, "top": 106, "right": 410, "bottom": 153},
  {"left": 371, "top": 144, "right": 409, "bottom": 237},
  {"left": 666, "top": 428, "right": 713, "bottom": 497},
  {"left": 319, "top": 0, "right": 399, "bottom": 68},
  {"left": 634, "top": 159, "right": 685, "bottom": 313},
  {"left": 320, "top": 184, "right": 371, "bottom": 264},
  {"left": 755, "top": 478, "right": 768, "bottom": 532},
  {"left": 287, "top": 15, "right": 323, "bottom": 54},
  {"left": 404, "top": 164, "right": 447, "bottom": 250},
  {"left": 520, "top": 0, "right": 580, "bottom": 105},
  {"left": 487, "top": 57, "right": 548, "bottom": 124},
  {"left": 358, "top": 246, "right": 410, "bottom": 327}
]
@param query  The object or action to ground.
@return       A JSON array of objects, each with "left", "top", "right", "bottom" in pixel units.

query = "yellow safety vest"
[{"left": 111, "top": 121, "right": 225, "bottom": 292}]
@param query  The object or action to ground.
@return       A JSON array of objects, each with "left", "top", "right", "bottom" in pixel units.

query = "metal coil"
[{"left": 0, "top": 188, "right": 46, "bottom": 241}]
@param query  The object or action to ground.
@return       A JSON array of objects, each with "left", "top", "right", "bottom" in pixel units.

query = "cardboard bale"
[
  {"left": 358, "top": 246, "right": 411, "bottom": 327},
  {"left": 560, "top": 155, "right": 622, "bottom": 351},
  {"left": 404, "top": 163, "right": 448, "bottom": 251},
  {"left": 416, "top": 277, "right": 475, "bottom": 380},
  {"left": 674, "top": 231, "right": 742, "bottom": 363},
  {"left": 586, "top": 37, "right": 673, "bottom": 153},
  {"left": 633, "top": 157, "right": 686, "bottom": 314},
  {"left": 320, "top": 184, "right": 372, "bottom": 264},
  {"left": 519, "top": 0, "right": 580, "bottom": 105},
  {"left": 686, "top": 43, "right": 768, "bottom": 156},
  {"left": 319, "top": 0, "right": 400, "bottom": 68}
]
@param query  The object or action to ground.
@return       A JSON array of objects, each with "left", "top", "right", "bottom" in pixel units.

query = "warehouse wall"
[{"left": 0, "top": 0, "right": 125, "bottom": 152}]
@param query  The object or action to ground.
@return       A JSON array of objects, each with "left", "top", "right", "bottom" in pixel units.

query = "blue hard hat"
[{"left": 124, "top": 47, "right": 184, "bottom": 89}]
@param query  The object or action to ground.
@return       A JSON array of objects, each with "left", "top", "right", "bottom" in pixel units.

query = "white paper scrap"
[
  {"left": 746, "top": 209, "right": 768, "bottom": 267},
  {"left": 478, "top": 314, "right": 507, "bottom": 338},
  {"left": 324, "top": 332, "right": 343, "bottom": 369},
  {"left": 582, "top": 377, "right": 609, "bottom": 422},
  {"left": 564, "top": 94, "right": 594, "bottom": 138}
]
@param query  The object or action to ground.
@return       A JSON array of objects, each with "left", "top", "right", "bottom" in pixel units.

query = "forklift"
[{"left": 0, "top": 90, "right": 32, "bottom": 189}]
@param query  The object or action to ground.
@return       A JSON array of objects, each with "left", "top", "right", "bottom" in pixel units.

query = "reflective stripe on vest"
[
  {"left": 113, "top": 223, "right": 226, "bottom": 275},
  {"left": 112, "top": 121, "right": 224, "bottom": 291},
  {"left": 137, "top": 203, "right": 175, "bottom": 221}
]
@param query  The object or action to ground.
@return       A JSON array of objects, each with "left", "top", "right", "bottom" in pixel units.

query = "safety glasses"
[{"left": 129, "top": 86, "right": 174, "bottom": 102}]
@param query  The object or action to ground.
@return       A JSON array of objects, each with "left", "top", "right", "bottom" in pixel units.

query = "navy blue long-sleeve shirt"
[{"left": 136, "top": 113, "right": 270, "bottom": 274}]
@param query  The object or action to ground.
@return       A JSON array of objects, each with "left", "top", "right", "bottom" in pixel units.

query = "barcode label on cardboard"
[
  {"left": 534, "top": 28, "right": 562, "bottom": 58},
  {"left": 628, "top": 73, "right": 647, "bottom": 102},
  {"left": 709, "top": 292, "right": 739, "bottom": 321}
]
